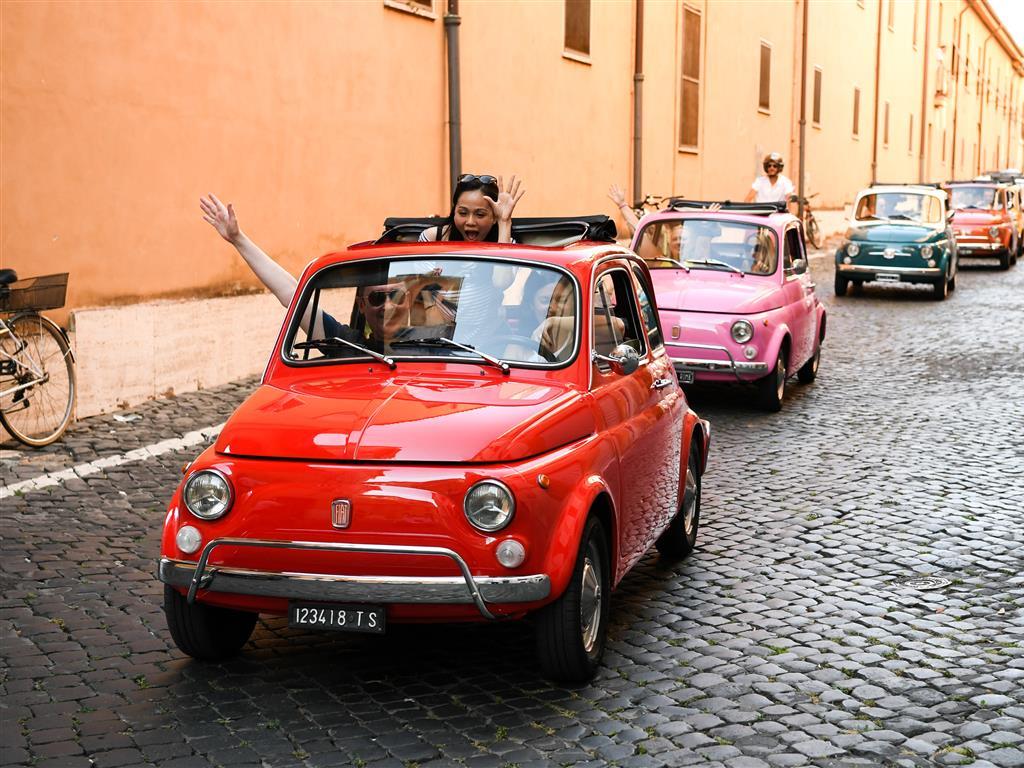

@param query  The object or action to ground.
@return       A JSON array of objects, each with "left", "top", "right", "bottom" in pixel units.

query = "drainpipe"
[
  {"left": 918, "top": 0, "right": 931, "bottom": 182},
  {"left": 444, "top": 0, "right": 462, "bottom": 193},
  {"left": 951, "top": 2, "right": 970, "bottom": 175},
  {"left": 870, "top": 0, "right": 883, "bottom": 184},
  {"left": 797, "top": 0, "right": 808, "bottom": 218},
  {"left": 978, "top": 34, "right": 993, "bottom": 174},
  {"left": 632, "top": 0, "right": 644, "bottom": 206}
]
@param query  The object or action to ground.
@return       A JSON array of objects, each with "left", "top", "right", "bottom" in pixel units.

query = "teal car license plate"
[
  {"left": 289, "top": 602, "right": 385, "bottom": 634},
  {"left": 876, "top": 273, "right": 900, "bottom": 284}
]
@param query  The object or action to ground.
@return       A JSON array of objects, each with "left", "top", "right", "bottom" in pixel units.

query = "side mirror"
[
  {"left": 792, "top": 258, "right": 808, "bottom": 274},
  {"left": 593, "top": 344, "right": 641, "bottom": 375}
]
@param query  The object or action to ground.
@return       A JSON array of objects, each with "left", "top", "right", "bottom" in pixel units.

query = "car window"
[
  {"left": 592, "top": 269, "right": 646, "bottom": 371},
  {"left": 631, "top": 266, "right": 664, "bottom": 350},
  {"left": 949, "top": 186, "right": 997, "bottom": 210},
  {"left": 855, "top": 193, "right": 942, "bottom": 223},
  {"left": 635, "top": 218, "right": 778, "bottom": 275},
  {"left": 284, "top": 257, "right": 578, "bottom": 367},
  {"left": 783, "top": 228, "right": 805, "bottom": 274}
]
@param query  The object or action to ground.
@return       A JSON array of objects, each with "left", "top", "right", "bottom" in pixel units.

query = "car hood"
[
  {"left": 651, "top": 270, "right": 781, "bottom": 314},
  {"left": 951, "top": 210, "right": 1001, "bottom": 226},
  {"left": 846, "top": 223, "right": 940, "bottom": 243},
  {"left": 215, "top": 375, "right": 594, "bottom": 464}
]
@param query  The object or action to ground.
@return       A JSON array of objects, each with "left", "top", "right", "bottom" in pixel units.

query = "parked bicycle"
[
  {"left": 0, "top": 271, "right": 76, "bottom": 447},
  {"left": 792, "top": 192, "right": 821, "bottom": 249}
]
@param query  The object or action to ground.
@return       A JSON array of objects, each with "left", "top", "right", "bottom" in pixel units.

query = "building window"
[
  {"left": 813, "top": 67, "right": 822, "bottom": 126},
  {"left": 908, "top": 114, "right": 914, "bottom": 153},
  {"left": 913, "top": 0, "right": 919, "bottom": 47},
  {"left": 564, "top": 0, "right": 591, "bottom": 57},
  {"left": 679, "top": 7, "right": 702, "bottom": 148},
  {"left": 887, "top": 0, "right": 895, "bottom": 30},
  {"left": 942, "top": 128, "right": 946, "bottom": 161},
  {"left": 884, "top": 102, "right": 890, "bottom": 147},
  {"left": 759, "top": 42, "right": 772, "bottom": 111},
  {"left": 853, "top": 87, "right": 861, "bottom": 136}
]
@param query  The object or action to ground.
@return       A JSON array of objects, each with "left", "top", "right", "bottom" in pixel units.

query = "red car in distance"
[
  {"left": 947, "top": 181, "right": 1019, "bottom": 269},
  {"left": 158, "top": 218, "right": 710, "bottom": 682}
]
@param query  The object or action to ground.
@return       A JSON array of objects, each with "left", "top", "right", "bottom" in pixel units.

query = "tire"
[
  {"left": 806, "top": 215, "right": 821, "bottom": 249},
  {"left": 932, "top": 275, "right": 949, "bottom": 300},
  {"left": 834, "top": 274, "right": 849, "bottom": 297},
  {"left": 164, "top": 585, "right": 258, "bottom": 661},
  {"left": 655, "top": 448, "right": 701, "bottom": 559},
  {"left": 797, "top": 342, "right": 821, "bottom": 383},
  {"left": 756, "top": 351, "right": 786, "bottom": 412},
  {"left": 0, "top": 313, "right": 76, "bottom": 447},
  {"left": 948, "top": 273, "right": 957, "bottom": 292},
  {"left": 999, "top": 249, "right": 1011, "bottom": 270},
  {"left": 536, "top": 517, "right": 610, "bottom": 683}
]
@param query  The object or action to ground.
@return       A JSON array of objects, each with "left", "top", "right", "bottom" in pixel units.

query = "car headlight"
[
  {"left": 921, "top": 244, "right": 933, "bottom": 258},
  {"left": 847, "top": 243, "right": 860, "bottom": 257},
  {"left": 989, "top": 226, "right": 1000, "bottom": 238},
  {"left": 464, "top": 480, "right": 515, "bottom": 532},
  {"left": 730, "top": 320, "right": 754, "bottom": 344},
  {"left": 182, "top": 469, "right": 233, "bottom": 520}
]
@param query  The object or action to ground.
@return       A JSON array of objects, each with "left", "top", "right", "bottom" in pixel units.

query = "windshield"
[
  {"left": 635, "top": 218, "right": 779, "bottom": 275},
  {"left": 948, "top": 186, "right": 998, "bottom": 210},
  {"left": 854, "top": 192, "right": 942, "bottom": 223},
  {"left": 284, "top": 257, "right": 578, "bottom": 366}
]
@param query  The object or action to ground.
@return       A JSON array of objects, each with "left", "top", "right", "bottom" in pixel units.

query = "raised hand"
[
  {"left": 200, "top": 193, "right": 241, "bottom": 244},
  {"left": 607, "top": 184, "right": 628, "bottom": 209},
  {"left": 487, "top": 175, "right": 526, "bottom": 223}
]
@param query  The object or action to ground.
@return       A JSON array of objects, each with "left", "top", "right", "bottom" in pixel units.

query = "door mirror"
[
  {"left": 792, "top": 258, "right": 808, "bottom": 274},
  {"left": 593, "top": 344, "right": 641, "bottom": 375}
]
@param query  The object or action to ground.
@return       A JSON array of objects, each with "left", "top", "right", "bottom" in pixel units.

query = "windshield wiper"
[
  {"left": 292, "top": 337, "right": 396, "bottom": 369},
  {"left": 685, "top": 258, "right": 745, "bottom": 276},
  {"left": 390, "top": 337, "right": 510, "bottom": 374},
  {"left": 888, "top": 214, "right": 916, "bottom": 220},
  {"left": 657, "top": 258, "right": 690, "bottom": 272}
]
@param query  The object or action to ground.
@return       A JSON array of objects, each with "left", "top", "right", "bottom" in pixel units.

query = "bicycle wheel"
[
  {"left": 806, "top": 214, "right": 821, "bottom": 249},
  {"left": 0, "top": 313, "right": 75, "bottom": 447}
]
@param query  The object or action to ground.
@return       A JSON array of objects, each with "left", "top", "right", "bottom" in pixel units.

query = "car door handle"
[{"left": 651, "top": 378, "right": 674, "bottom": 390}]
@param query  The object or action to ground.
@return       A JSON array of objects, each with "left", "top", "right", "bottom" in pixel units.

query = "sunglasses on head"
[
  {"left": 458, "top": 174, "right": 498, "bottom": 187},
  {"left": 365, "top": 287, "right": 406, "bottom": 308}
]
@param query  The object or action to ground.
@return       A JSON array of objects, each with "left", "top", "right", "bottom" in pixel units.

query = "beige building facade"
[{"left": 2, "top": 0, "right": 1021, "bottom": 415}]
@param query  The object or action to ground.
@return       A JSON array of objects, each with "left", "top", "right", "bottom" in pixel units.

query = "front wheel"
[
  {"left": 0, "top": 313, "right": 76, "bottom": 447},
  {"left": 164, "top": 585, "right": 258, "bottom": 661},
  {"left": 932, "top": 275, "right": 949, "bottom": 300},
  {"left": 756, "top": 352, "right": 786, "bottom": 412},
  {"left": 999, "top": 249, "right": 1011, "bottom": 270},
  {"left": 536, "top": 517, "right": 610, "bottom": 683},
  {"left": 655, "top": 448, "right": 701, "bottom": 559},
  {"left": 834, "top": 274, "right": 849, "bottom": 297}
]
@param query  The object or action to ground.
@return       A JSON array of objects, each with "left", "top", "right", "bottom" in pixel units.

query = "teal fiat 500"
[{"left": 834, "top": 184, "right": 958, "bottom": 300}]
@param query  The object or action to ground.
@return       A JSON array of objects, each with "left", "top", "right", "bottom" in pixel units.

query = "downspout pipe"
[
  {"left": 870, "top": 0, "right": 883, "bottom": 185},
  {"left": 978, "top": 34, "right": 994, "bottom": 174},
  {"left": 951, "top": 2, "right": 971, "bottom": 175},
  {"left": 918, "top": 0, "right": 931, "bottom": 182},
  {"left": 632, "top": 0, "right": 644, "bottom": 207},
  {"left": 797, "top": 0, "right": 808, "bottom": 218},
  {"left": 444, "top": 0, "right": 462, "bottom": 194}
]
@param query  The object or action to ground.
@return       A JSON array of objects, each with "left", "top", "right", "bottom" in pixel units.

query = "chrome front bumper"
[
  {"left": 955, "top": 241, "right": 1002, "bottom": 252},
  {"left": 665, "top": 341, "right": 768, "bottom": 381},
  {"left": 158, "top": 537, "right": 550, "bottom": 621},
  {"left": 837, "top": 264, "right": 943, "bottom": 276}
]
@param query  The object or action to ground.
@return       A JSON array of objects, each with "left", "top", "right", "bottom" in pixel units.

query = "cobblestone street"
[{"left": 2, "top": 254, "right": 1022, "bottom": 768}]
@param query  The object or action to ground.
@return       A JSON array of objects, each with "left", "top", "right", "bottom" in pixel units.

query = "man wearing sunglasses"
[{"left": 744, "top": 152, "right": 796, "bottom": 214}]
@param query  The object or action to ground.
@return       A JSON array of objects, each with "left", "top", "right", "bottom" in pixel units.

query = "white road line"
[{"left": 0, "top": 422, "right": 225, "bottom": 500}]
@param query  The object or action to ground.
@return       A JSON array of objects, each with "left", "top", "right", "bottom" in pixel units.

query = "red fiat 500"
[
  {"left": 947, "top": 181, "right": 1019, "bottom": 269},
  {"left": 159, "top": 218, "right": 710, "bottom": 682}
]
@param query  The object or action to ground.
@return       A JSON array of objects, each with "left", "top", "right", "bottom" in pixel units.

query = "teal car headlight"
[
  {"left": 920, "top": 244, "right": 934, "bottom": 258},
  {"left": 846, "top": 243, "right": 860, "bottom": 257}
]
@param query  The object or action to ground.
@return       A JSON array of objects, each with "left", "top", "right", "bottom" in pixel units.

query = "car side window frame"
[
  {"left": 630, "top": 265, "right": 665, "bottom": 351},
  {"left": 591, "top": 265, "right": 648, "bottom": 375},
  {"left": 783, "top": 226, "right": 806, "bottom": 276}
]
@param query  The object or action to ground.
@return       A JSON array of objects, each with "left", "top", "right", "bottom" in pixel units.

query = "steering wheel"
[{"left": 488, "top": 334, "right": 557, "bottom": 363}]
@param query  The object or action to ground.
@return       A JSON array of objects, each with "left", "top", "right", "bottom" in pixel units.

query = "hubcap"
[
  {"left": 580, "top": 555, "right": 602, "bottom": 653},
  {"left": 775, "top": 358, "right": 785, "bottom": 400},
  {"left": 682, "top": 465, "right": 698, "bottom": 537}
]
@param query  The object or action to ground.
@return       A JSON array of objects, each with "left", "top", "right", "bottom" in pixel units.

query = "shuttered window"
[
  {"left": 759, "top": 43, "right": 772, "bottom": 111},
  {"left": 853, "top": 88, "right": 861, "bottom": 136},
  {"left": 679, "top": 8, "right": 701, "bottom": 148},
  {"left": 565, "top": 0, "right": 590, "bottom": 56},
  {"left": 813, "top": 68, "right": 822, "bottom": 125}
]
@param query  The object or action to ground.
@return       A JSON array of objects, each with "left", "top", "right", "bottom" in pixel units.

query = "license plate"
[
  {"left": 677, "top": 369, "right": 695, "bottom": 384},
  {"left": 288, "top": 602, "right": 385, "bottom": 634},
  {"left": 876, "top": 273, "right": 900, "bottom": 284}
]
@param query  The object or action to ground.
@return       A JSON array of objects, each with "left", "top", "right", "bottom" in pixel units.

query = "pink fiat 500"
[{"left": 630, "top": 200, "right": 826, "bottom": 411}]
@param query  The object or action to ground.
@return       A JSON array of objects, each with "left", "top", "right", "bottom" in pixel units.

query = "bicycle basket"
[{"left": 0, "top": 273, "right": 69, "bottom": 313}]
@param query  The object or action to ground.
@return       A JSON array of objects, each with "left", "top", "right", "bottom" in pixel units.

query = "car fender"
[
  {"left": 763, "top": 321, "right": 793, "bottom": 370},
  {"left": 544, "top": 472, "right": 618, "bottom": 598}
]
